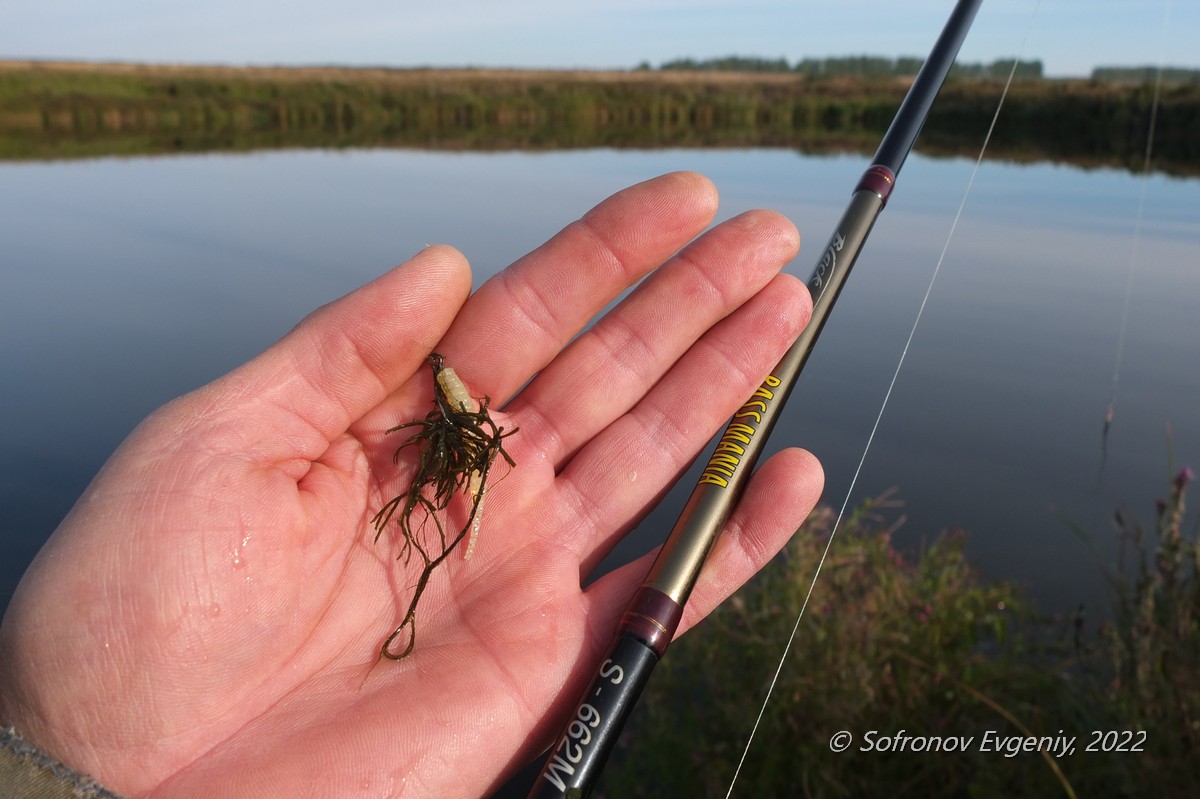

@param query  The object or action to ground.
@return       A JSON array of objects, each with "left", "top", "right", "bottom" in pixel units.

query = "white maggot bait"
[{"left": 436, "top": 366, "right": 487, "bottom": 559}]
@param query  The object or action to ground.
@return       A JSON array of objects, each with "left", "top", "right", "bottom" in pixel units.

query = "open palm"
[{"left": 0, "top": 172, "right": 823, "bottom": 798}]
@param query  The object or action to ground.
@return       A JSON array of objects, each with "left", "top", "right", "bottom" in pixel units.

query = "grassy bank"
[
  {"left": 1, "top": 61, "right": 1196, "bottom": 173},
  {"left": 602, "top": 471, "right": 1199, "bottom": 798}
]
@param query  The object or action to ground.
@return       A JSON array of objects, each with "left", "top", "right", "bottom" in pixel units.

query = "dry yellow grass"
[{"left": 0, "top": 58, "right": 904, "bottom": 92}]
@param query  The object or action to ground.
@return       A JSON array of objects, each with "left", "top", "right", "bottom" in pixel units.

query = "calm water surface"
[{"left": 2, "top": 147, "right": 1198, "bottom": 628}]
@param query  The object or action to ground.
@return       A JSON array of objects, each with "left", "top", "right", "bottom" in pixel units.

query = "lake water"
[{"left": 2, "top": 146, "right": 1198, "bottom": 634}]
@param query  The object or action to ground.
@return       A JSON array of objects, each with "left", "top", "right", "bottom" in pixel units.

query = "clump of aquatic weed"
[{"left": 370, "top": 353, "right": 516, "bottom": 661}]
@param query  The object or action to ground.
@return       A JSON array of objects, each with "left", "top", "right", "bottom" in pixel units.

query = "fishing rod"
[{"left": 527, "top": 0, "right": 984, "bottom": 795}]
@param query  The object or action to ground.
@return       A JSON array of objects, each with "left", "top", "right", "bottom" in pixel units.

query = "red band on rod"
[
  {"left": 619, "top": 586, "right": 684, "bottom": 657},
  {"left": 855, "top": 165, "right": 897, "bottom": 206}
]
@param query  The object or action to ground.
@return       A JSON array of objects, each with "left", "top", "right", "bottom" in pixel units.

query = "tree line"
[
  {"left": 1093, "top": 65, "right": 1200, "bottom": 83},
  {"left": 637, "top": 55, "right": 1045, "bottom": 80},
  {"left": 639, "top": 56, "right": 1200, "bottom": 84}
]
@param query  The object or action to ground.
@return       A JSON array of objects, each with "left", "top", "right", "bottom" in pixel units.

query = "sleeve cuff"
[{"left": 1, "top": 726, "right": 126, "bottom": 799}]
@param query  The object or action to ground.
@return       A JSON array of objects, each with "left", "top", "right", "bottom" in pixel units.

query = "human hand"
[{"left": 0, "top": 172, "right": 823, "bottom": 798}]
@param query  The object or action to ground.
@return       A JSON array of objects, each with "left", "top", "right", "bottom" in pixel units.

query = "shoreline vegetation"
[
  {"left": 606, "top": 471, "right": 1199, "bottom": 797},
  {"left": 2, "top": 59, "right": 1198, "bottom": 174}
]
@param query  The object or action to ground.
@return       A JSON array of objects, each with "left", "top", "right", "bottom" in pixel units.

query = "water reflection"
[{"left": 1, "top": 147, "right": 1197, "bottom": 621}]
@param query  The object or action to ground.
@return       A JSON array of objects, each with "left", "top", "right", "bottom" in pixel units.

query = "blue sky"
[{"left": 2, "top": 0, "right": 1194, "bottom": 78}]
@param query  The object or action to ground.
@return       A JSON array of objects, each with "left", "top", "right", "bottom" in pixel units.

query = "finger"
[
  {"left": 181, "top": 245, "right": 472, "bottom": 466},
  {"left": 431, "top": 171, "right": 719, "bottom": 403},
  {"left": 544, "top": 272, "right": 811, "bottom": 575},
  {"left": 507, "top": 208, "right": 800, "bottom": 469},
  {"left": 678, "top": 447, "right": 824, "bottom": 632},
  {"left": 584, "top": 447, "right": 824, "bottom": 639}
]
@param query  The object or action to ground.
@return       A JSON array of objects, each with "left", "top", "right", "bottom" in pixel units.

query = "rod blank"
[{"left": 528, "top": 2, "right": 984, "bottom": 795}]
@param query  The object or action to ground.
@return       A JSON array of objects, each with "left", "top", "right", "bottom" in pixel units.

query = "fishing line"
[
  {"left": 530, "top": 7, "right": 985, "bottom": 795},
  {"left": 1103, "top": 0, "right": 1171, "bottom": 447},
  {"left": 724, "top": 5, "right": 1042, "bottom": 795}
]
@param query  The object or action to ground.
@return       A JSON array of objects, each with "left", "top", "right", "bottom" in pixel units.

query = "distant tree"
[
  {"left": 1093, "top": 65, "right": 1200, "bottom": 83},
  {"left": 658, "top": 55, "right": 789, "bottom": 72},
  {"left": 659, "top": 57, "right": 700, "bottom": 71},
  {"left": 950, "top": 58, "right": 1042, "bottom": 79},
  {"left": 792, "top": 56, "right": 921, "bottom": 78},
  {"left": 1011, "top": 59, "right": 1044, "bottom": 78}
]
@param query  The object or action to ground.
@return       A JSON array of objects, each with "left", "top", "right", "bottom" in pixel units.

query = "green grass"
[
  {"left": 1101, "top": 466, "right": 1200, "bottom": 783},
  {"left": 602, "top": 472, "right": 1200, "bottom": 798}
]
